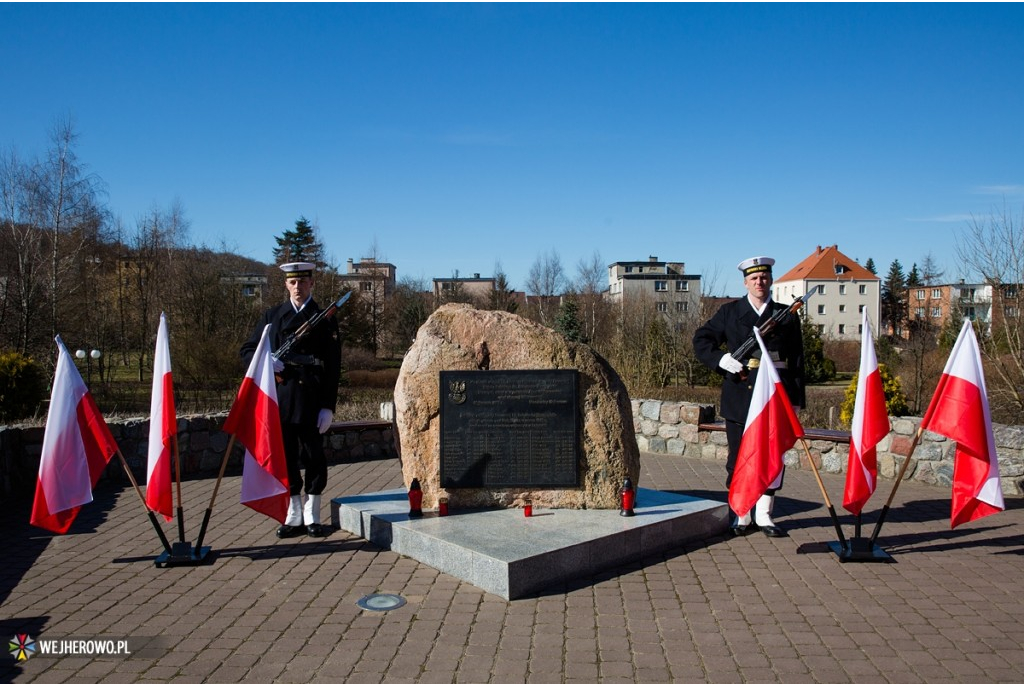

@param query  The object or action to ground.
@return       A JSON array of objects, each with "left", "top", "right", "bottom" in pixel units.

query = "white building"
[
  {"left": 606, "top": 256, "right": 701, "bottom": 317},
  {"left": 772, "top": 245, "right": 880, "bottom": 341}
]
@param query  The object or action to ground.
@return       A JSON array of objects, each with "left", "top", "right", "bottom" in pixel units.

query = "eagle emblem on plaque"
[{"left": 448, "top": 380, "right": 467, "bottom": 405}]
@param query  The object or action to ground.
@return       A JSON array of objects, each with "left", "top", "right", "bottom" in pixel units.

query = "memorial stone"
[{"left": 394, "top": 303, "right": 639, "bottom": 510}]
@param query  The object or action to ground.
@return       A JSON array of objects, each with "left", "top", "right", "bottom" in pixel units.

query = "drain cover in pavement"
[{"left": 357, "top": 594, "right": 407, "bottom": 611}]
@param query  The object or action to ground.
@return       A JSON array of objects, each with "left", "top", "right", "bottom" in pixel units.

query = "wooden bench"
[{"left": 698, "top": 421, "right": 851, "bottom": 444}]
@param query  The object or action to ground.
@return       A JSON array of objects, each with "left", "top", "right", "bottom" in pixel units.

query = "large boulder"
[{"left": 394, "top": 303, "right": 639, "bottom": 510}]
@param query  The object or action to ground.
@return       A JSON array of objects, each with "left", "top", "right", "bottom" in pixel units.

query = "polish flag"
[
  {"left": 921, "top": 320, "right": 1004, "bottom": 528},
  {"left": 31, "top": 336, "right": 118, "bottom": 533},
  {"left": 843, "top": 312, "right": 891, "bottom": 515},
  {"left": 728, "top": 328, "right": 805, "bottom": 517},
  {"left": 145, "top": 313, "right": 176, "bottom": 521},
  {"left": 222, "top": 324, "right": 289, "bottom": 523}
]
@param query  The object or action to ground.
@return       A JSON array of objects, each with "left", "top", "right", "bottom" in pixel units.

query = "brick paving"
[{"left": 3, "top": 451, "right": 1024, "bottom": 683}]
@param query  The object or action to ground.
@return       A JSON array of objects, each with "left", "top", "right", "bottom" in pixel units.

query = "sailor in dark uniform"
[
  {"left": 241, "top": 261, "right": 341, "bottom": 538},
  {"left": 693, "top": 256, "right": 804, "bottom": 537}
]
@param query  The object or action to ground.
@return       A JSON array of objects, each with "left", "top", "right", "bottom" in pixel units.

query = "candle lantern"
[
  {"left": 438, "top": 497, "right": 449, "bottom": 517},
  {"left": 408, "top": 478, "right": 423, "bottom": 517},
  {"left": 620, "top": 478, "right": 636, "bottom": 517}
]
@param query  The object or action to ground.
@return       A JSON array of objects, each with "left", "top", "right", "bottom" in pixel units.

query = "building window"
[
  {"left": 839, "top": 304, "right": 846, "bottom": 313},
  {"left": 1006, "top": 306, "right": 1020, "bottom": 319},
  {"left": 932, "top": 288, "right": 942, "bottom": 298},
  {"left": 859, "top": 304, "right": 865, "bottom": 313},
  {"left": 675, "top": 281, "right": 688, "bottom": 291},
  {"left": 816, "top": 324, "right": 825, "bottom": 334},
  {"left": 914, "top": 307, "right": 925, "bottom": 317},
  {"left": 675, "top": 301, "right": 688, "bottom": 312},
  {"left": 916, "top": 290, "right": 926, "bottom": 300},
  {"left": 859, "top": 284, "right": 867, "bottom": 295},
  {"left": 655, "top": 281, "right": 667, "bottom": 292},
  {"left": 838, "top": 324, "right": 846, "bottom": 335},
  {"left": 966, "top": 307, "right": 976, "bottom": 320},
  {"left": 625, "top": 266, "right": 633, "bottom": 273},
  {"left": 839, "top": 284, "right": 847, "bottom": 295},
  {"left": 858, "top": 324, "right": 863, "bottom": 334},
  {"left": 242, "top": 285, "right": 256, "bottom": 297},
  {"left": 930, "top": 307, "right": 941, "bottom": 318},
  {"left": 361, "top": 282, "right": 373, "bottom": 291},
  {"left": 818, "top": 285, "right": 826, "bottom": 295},
  {"left": 817, "top": 304, "right": 826, "bottom": 315},
  {"left": 656, "top": 302, "right": 667, "bottom": 312}
]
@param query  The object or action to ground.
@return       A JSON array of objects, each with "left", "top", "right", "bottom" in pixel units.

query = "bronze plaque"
[{"left": 439, "top": 369, "right": 579, "bottom": 488}]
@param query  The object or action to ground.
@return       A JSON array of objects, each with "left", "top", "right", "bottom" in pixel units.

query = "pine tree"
[
  {"left": 881, "top": 259, "right": 907, "bottom": 337},
  {"left": 906, "top": 263, "right": 921, "bottom": 287},
  {"left": 272, "top": 216, "right": 325, "bottom": 267},
  {"left": 555, "top": 299, "right": 584, "bottom": 343},
  {"left": 864, "top": 257, "right": 877, "bottom": 275},
  {"left": 800, "top": 317, "right": 836, "bottom": 383}
]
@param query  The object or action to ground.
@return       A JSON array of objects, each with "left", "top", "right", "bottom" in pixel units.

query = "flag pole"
[
  {"left": 194, "top": 433, "right": 236, "bottom": 552},
  {"left": 114, "top": 449, "right": 173, "bottom": 556},
  {"left": 797, "top": 437, "right": 847, "bottom": 547},
  {"left": 172, "top": 433, "right": 185, "bottom": 544},
  {"left": 869, "top": 426, "right": 925, "bottom": 545}
]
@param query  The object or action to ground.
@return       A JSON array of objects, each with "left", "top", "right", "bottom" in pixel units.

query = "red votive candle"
[
  {"left": 438, "top": 498, "right": 449, "bottom": 516},
  {"left": 524, "top": 500, "right": 533, "bottom": 517}
]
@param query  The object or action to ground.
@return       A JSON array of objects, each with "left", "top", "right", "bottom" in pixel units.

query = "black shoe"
[
  {"left": 306, "top": 523, "right": 327, "bottom": 538},
  {"left": 276, "top": 524, "right": 306, "bottom": 539},
  {"left": 730, "top": 521, "right": 755, "bottom": 536},
  {"left": 760, "top": 525, "right": 786, "bottom": 538}
]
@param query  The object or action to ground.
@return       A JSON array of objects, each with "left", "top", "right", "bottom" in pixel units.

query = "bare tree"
[
  {"left": 524, "top": 249, "right": 567, "bottom": 326},
  {"left": 955, "top": 202, "right": 1024, "bottom": 422},
  {"left": 920, "top": 252, "right": 945, "bottom": 286},
  {"left": 36, "top": 118, "right": 106, "bottom": 349}
]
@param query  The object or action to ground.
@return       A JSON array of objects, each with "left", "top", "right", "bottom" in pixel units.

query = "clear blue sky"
[{"left": 3, "top": 3, "right": 1023, "bottom": 297}]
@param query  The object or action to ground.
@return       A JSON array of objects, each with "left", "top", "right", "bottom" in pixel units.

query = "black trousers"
[
  {"left": 282, "top": 422, "right": 328, "bottom": 496},
  {"left": 725, "top": 419, "right": 780, "bottom": 496}
]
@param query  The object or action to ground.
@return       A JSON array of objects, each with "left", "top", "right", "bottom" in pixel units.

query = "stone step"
[{"left": 332, "top": 487, "right": 728, "bottom": 600}]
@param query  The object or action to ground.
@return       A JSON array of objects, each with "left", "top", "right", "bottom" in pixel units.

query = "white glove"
[
  {"left": 718, "top": 353, "right": 743, "bottom": 374},
  {"left": 272, "top": 358, "right": 285, "bottom": 373},
  {"left": 317, "top": 409, "right": 333, "bottom": 434}
]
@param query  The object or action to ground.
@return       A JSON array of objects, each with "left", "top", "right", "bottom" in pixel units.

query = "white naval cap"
[
  {"left": 280, "top": 262, "right": 316, "bottom": 278},
  {"left": 737, "top": 256, "right": 774, "bottom": 276}
]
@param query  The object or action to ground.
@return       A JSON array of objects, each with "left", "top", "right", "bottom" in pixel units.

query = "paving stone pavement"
[{"left": 3, "top": 451, "right": 1023, "bottom": 684}]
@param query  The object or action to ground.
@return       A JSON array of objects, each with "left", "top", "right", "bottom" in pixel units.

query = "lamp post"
[{"left": 75, "top": 348, "right": 101, "bottom": 385}]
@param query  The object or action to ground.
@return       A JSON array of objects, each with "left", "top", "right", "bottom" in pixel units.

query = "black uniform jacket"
[
  {"left": 692, "top": 297, "right": 805, "bottom": 424},
  {"left": 240, "top": 298, "right": 341, "bottom": 426}
]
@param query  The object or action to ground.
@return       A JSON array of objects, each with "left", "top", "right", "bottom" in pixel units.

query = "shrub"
[
  {"left": 0, "top": 351, "right": 48, "bottom": 422},
  {"left": 838, "top": 363, "right": 909, "bottom": 428}
]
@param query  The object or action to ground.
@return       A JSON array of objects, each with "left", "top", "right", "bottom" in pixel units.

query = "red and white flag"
[
  {"left": 31, "top": 336, "right": 118, "bottom": 533},
  {"left": 222, "top": 324, "right": 289, "bottom": 523},
  {"left": 843, "top": 311, "right": 891, "bottom": 515},
  {"left": 146, "top": 313, "right": 176, "bottom": 521},
  {"left": 921, "top": 320, "right": 1004, "bottom": 528},
  {"left": 728, "top": 328, "right": 805, "bottom": 517}
]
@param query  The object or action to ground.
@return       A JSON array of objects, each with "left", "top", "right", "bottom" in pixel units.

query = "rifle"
[
  {"left": 730, "top": 288, "right": 815, "bottom": 375},
  {"left": 272, "top": 291, "right": 352, "bottom": 364}
]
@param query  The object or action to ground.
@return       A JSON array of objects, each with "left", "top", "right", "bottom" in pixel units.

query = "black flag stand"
[
  {"left": 155, "top": 434, "right": 210, "bottom": 567},
  {"left": 825, "top": 429, "right": 925, "bottom": 563}
]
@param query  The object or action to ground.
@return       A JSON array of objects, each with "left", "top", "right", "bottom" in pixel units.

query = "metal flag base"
[
  {"left": 828, "top": 537, "right": 894, "bottom": 563},
  {"left": 155, "top": 542, "right": 212, "bottom": 568}
]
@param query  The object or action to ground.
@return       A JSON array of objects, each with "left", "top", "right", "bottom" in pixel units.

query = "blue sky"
[{"left": 3, "top": 3, "right": 1023, "bottom": 297}]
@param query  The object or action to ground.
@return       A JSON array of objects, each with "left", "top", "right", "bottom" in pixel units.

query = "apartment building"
[
  {"left": 772, "top": 245, "right": 880, "bottom": 341},
  {"left": 337, "top": 257, "right": 397, "bottom": 296},
  {"left": 606, "top": 256, "right": 702, "bottom": 317}
]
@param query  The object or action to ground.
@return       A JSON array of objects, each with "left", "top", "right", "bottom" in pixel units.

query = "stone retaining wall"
[
  {"left": 633, "top": 399, "right": 1024, "bottom": 496},
  {"left": 0, "top": 415, "right": 398, "bottom": 502}
]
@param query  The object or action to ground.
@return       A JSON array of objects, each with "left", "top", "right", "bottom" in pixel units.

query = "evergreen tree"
[
  {"left": 800, "top": 317, "right": 836, "bottom": 383},
  {"left": 906, "top": 263, "right": 922, "bottom": 287},
  {"left": 555, "top": 298, "right": 584, "bottom": 343},
  {"left": 272, "top": 216, "right": 325, "bottom": 267},
  {"left": 881, "top": 259, "right": 907, "bottom": 337},
  {"left": 864, "top": 257, "right": 877, "bottom": 275}
]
